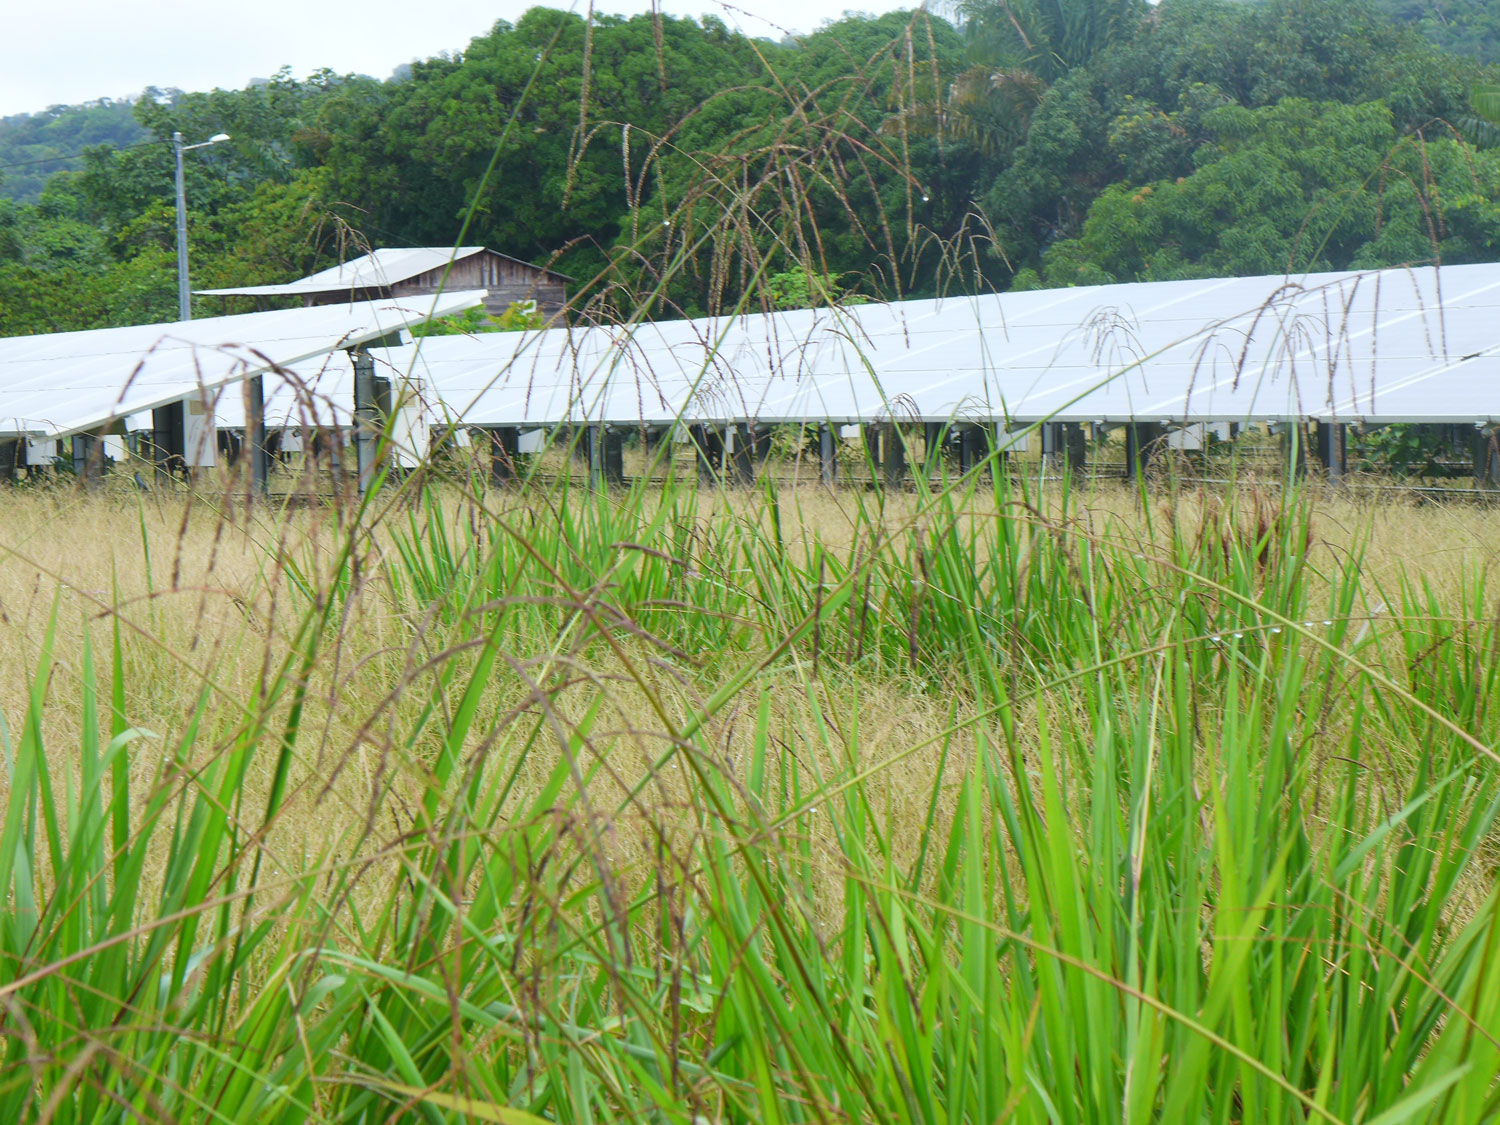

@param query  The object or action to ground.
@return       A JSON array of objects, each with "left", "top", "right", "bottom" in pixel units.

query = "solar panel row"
[
  {"left": 0, "top": 291, "right": 487, "bottom": 440},
  {"left": 6, "top": 266, "right": 1500, "bottom": 459},
  {"left": 230, "top": 264, "right": 1500, "bottom": 436}
]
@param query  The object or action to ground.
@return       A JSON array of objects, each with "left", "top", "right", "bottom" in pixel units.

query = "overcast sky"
[{"left": 4, "top": 0, "right": 924, "bottom": 117}]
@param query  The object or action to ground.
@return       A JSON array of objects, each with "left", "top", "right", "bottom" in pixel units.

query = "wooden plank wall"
[{"left": 394, "top": 252, "right": 568, "bottom": 317}]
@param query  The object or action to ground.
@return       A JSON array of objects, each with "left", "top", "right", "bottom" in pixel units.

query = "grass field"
[{"left": 2, "top": 458, "right": 1500, "bottom": 1123}]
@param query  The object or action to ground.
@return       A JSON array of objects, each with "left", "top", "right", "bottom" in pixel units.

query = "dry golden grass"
[
  {"left": 3, "top": 470, "right": 1494, "bottom": 735},
  {"left": 5, "top": 465, "right": 1500, "bottom": 1122},
  {"left": 1, "top": 471, "right": 1494, "bottom": 911},
  {"left": 0, "top": 475, "right": 990, "bottom": 929}
]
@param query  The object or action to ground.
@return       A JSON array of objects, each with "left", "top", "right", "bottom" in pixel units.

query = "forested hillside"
[
  {"left": 1376, "top": 0, "right": 1500, "bottom": 61},
  {"left": 0, "top": 100, "right": 146, "bottom": 204},
  {"left": 2, "top": 0, "right": 1497, "bottom": 335}
]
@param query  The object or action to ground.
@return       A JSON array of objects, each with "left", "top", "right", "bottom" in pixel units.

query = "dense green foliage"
[
  {"left": 985, "top": 0, "right": 1485, "bottom": 277},
  {"left": 1377, "top": 0, "right": 1500, "bottom": 61},
  {"left": 1017, "top": 98, "right": 1500, "bottom": 286},
  {"left": 0, "top": 100, "right": 145, "bottom": 204},
  {"left": 1, "top": 0, "right": 1498, "bottom": 337}
]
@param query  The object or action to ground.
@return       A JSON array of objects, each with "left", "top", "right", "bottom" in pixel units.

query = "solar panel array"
[
  {"left": 364, "top": 263, "right": 1500, "bottom": 430},
  {"left": 0, "top": 291, "right": 486, "bottom": 441},
  {"left": 15, "top": 265, "right": 1497, "bottom": 453}
]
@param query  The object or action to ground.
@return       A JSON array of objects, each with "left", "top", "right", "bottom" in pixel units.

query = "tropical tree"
[
  {"left": 1019, "top": 97, "right": 1500, "bottom": 287},
  {"left": 954, "top": 0, "right": 1147, "bottom": 85},
  {"left": 886, "top": 63, "right": 1045, "bottom": 155},
  {"left": 891, "top": 0, "right": 1144, "bottom": 161}
]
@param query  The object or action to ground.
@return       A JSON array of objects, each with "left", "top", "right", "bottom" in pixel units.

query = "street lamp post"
[
  {"left": 173, "top": 130, "right": 229, "bottom": 322},
  {"left": 167, "top": 131, "right": 265, "bottom": 495}
]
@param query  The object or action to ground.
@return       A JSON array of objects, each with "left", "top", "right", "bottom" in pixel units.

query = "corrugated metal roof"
[
  {"left": 196, "top": 247, "right": 488, "bottom": 297},
  {"left": 0, "top": 290, "right": 486, "bottom": 439},
  {"left": 197, "top": 246, "right": 571, "bottom": 297}
]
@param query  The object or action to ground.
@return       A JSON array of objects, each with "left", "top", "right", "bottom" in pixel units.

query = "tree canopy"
[
  {"left": 0, "top": 100, "right": 145, "bottom": 204},
  {"left": 1, "top": 0, "right": 1497, "bottom": 336}
]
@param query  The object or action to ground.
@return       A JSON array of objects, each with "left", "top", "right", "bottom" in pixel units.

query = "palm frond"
[{"left": 1470, "top": 84, "right": 1500, "bottom": 129}]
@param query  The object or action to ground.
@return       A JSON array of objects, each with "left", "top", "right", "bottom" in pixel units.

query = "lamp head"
[{"left": 209, "top": 133, "right": 230, "bottom": 144}]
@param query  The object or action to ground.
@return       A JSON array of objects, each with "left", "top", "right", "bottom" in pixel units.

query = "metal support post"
[
  {"left": 691, "top": 425, "right": 720, "bottom": 483},
  {"left": 923, "top": 422, "right": 944, "bottom": 478},
  {"left": 1281, "top": 422, "right": 1307, "bottom": 480},
  {"left": 71, "top": 434, "right": 99, "bottom": 487},
  {"left": 992, "top": 423, "right": 1016, "bottom": 466},
  {"left": 819, "top": 424, "right": 837, "bottom": 486},
  {"left": 245, "top": 374, "right": 269, "bottom": 497},
  {"left": 959, "top": 426, "right": 985, "bottom": 475},
  {"left": 351, "top": 347, "right": 379, "bottom": 494},
  {"left": 641, "top": 426, "right": 663, "bottom": 480},
  {"left": 1062, "top": 422, "right": 1087, "bottom": 473},
  {"left": 1315, "top": 421, "right": 1346, "bottom": 481},
  {"left": 1041, "top": 422, "right": 1061, "bottom": 466},
  {"left": 152, "top": 401, "right": 185, "bottom": 484},
  {"left": 588, "top": 425, "right": 624, "bottom": 487},
  {"left": 1474, "top": 428, "right": 1500, "bottom": 490},
  {"left": 0, "top": 440, "right": 17, "bottom": 484},
  {"left": 322, "top": 427, "right": 342, "bottom": 477},
  {"left": 606, "top": 428, "right": 625, "bottom": 485},
  {"left": 862, "top": 425, "right": 879, "bottom": 479},
  {"left": 1445, "top": 424, "right": 1469, "bottom": 471},
  {"left": 1125, "top": 422, "right": 1163, "bottom": 481},
  {"left": 751, "top": 424, "right": 772, "bottom": 464},
  {"left": 882, "top": 422, "right": 907, "bottom": 488},
  {"left": 588, "top": 425, "right": 604, "bottom": 487},
  {"left": 731, "top": 424, "right": 756, "bottom": 487},
  {"left": 489, "top": 427, "right": 520, "bottom": 485}
]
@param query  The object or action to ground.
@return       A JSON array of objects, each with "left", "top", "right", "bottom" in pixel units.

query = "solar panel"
[
  {"left": 75, "top": 263, "right": 1494, "bottom": 455},
  {"left": 0, "top": 291, "right": 486, "bottom": 440},
  {"left": 210, "top": 351, "right": 357, "bottom": 432},
  {"left": 357, "top": 265, "right": 1500, "bottom": 432}
]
